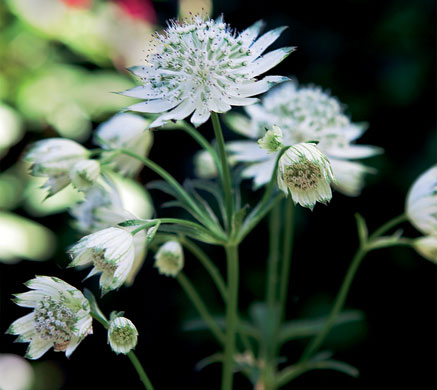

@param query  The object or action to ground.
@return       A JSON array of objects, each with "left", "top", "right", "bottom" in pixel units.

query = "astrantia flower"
[
  {"left": 68, "top": 227, "right": 136, "bottom": 294},
  {"left": 69, "top": 159, "right": 100, "bottom": 191},
  {"left": 69, "top": 183, "right": 149, "bottom": 286},
  {"left": 277, "top": 143, "right": 335, "bottom": 210},
  {"left": 123, "top": 16, "right": 293, "bottom": 127},
  {"left": 7, "top": 276, "right": 92, "bottom": 359},
  {"left": 25, "top": 139, "right": 90, "bottom": 196},
  {"left": 154, "top": 240, "right": 184, "bottom": 277},
  {"left": 95, "top": 113, "right": 153, "bottom": 177},
  {"left": 108, "top": 316, "right": 138, "bottom": 354},
  {"left": 406, "top": 166, "right": 437, "bottom": 236},
  {"left": 227, "top": 81, "right": 381, "bottom": 196}
]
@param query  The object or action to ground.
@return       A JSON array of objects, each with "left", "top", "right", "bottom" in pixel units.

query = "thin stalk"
[
  {"left": 127, "top": 351, "right": 155, "bottom": 390},
  {"left": 278, "top": 198, "right": 295, "bottom": 323},
  {"left": 221, "top": 245, "right": 239, "bottom": 390},
  {"left": 180, "top": 237, "right": 227, "bottom": 301},
  {"left": 211, "top": 112, "right": 233, "bottom": 231},
  {"left": 299, "top": 247, "right": 366, "bottom": 363},
  {"left": 369, "top": 214, "right": 407, "bottom": 240},
  {"left": 177, "top": 272, "right": 225, "bottom": 344},
  {"left": 266, "top": 201, "right": 281, "bottom": 308}
]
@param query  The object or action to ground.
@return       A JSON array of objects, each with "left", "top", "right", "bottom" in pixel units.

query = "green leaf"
[
  {"left": 279, "top": 310, "right": 365, "bottom": 344},
  {"left": 118, "top": 219, "right": 147, "bottom": 227},
  {"left": 158, "top": 224, "right": 223, "bottom": 245},
  {"left": 83, "top": 288, "right": 109, "bottom": 328},
  {"left": 232, "top": 204, "right": 250, "bottom": 234}
]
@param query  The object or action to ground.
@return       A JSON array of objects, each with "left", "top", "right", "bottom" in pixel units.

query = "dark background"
[{"left": 1, "top": 0, "right": 436, "bottom": 389}]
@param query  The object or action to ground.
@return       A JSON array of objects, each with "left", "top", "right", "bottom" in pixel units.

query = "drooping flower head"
[
  {"left": 7, "top": 276, "right": 92, "bottom": 360},
  {"left": 25, "top": 139, "right": 91, "bottom": 196},
  {"left": 406, "top": 165, "right": 437, "bottom": 236},
  {"left": 69, "top": 159, "right": 101, "bottom": 191},
  {"left": 108, "top": 316, "right": 138, "bottom": 355},
  {"left": 277, "top": 143, "right": 335, "bottom": 210},
  {"left": 227, "top": 81, "right": 381, "bottom": 195},
  {"left": 123, "top": 15, "right": 293, "bottom": 127},
  {"left": 154, "top": 240, "right": 184, "bottom": 277},
  {"left": 68, "top": 227, "right": 137, "bottom": 294},
  {"left": 94, "top": 113, "right": 153, "bottom": 177}
]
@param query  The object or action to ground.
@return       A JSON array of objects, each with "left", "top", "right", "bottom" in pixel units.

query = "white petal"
[
  {"left": 8, "top": 313, "right": 35, "bottom": 338},
  {"left": 249, "top": 26, "right": 288, "bottom": 59},
  {"left": 120, "top": 85, "right": 164, "bottom": 100},
  {"left": 230, "top": 76, "right": 290, "bottom": 98},
  {"left": 26, "top": 337, "right": 52, "bottom": 360},
  {"left": 327, "top": 145, "right": 383, "bottom": 159},
  {"left": 241, "top": 158, "right": 276, "bottom": 189},
  {"left": 127, "top": 99, "right": 180, "bottom": 114},
  {"left": 227, "top": 140, "right": 271, "bottom": 162},
  {"left": 239, "top": 20, "right": 265, "bottom": 46},
  {"left": 13, "top": 291, "right": 46, "bottom": 308},
  {"left": 150, "top": 97, "right": 199, "bottom": 127},
  {"left": 190, "top": 106, "right": 211, "bottom": 128}
]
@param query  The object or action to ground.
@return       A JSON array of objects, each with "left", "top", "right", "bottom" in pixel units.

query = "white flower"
[
  {"left": 95, "top": 113, "right": 153, "bottom": 177},
  {"left": 193, "top": 150, "right": 218, "bottom": 179},
  {"left": 68, "top": 227, "right": 136, "bottom": 294},
  {"left": 7, "top": 276, "right": 92, "bottom": 360},
  {"left": 108, "top": 316, "right": 138, "bottom": 354},
  {"left": 69, "top": 159, "right": 100, "bottom": 191},
  {"left": 257, "top": 125, "right": 284, "bottom": 153},
  {"left": 413, "top": 235, "right": 437, "bottom": 263},
  {"left": 277, "top": 143, "right": 335, "bottom": 210},
  {"left": 406, "top": 166, "right": 437, "bottom": 236},
  {"left": 154, "top": 240, "right": 184, "bottom": 277},
  {"left": 227, "top": 81, "right": 381, "bottom": 196},
  {"left": 25, "top": 138, "right": 90, "bottom": 196},
  {"left": 123, "top": 16, "right": 293, "bottom": 128},
  {"left": 0, "top": 354, "right": 34, "bottom": 390}
]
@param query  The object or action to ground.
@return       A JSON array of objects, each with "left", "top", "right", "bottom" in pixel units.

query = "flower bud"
[
  {"left": 154, "top": 240, "right": 184, "bottom": 277},
  {"left": 108, "top": 317, "right": 138, "bottom": 354},
  {"left": 414, "top": 236, "right": 437, "bottom": 263},
  {"left": 257, "top": 125, "right": 284, "bottom": 153}
]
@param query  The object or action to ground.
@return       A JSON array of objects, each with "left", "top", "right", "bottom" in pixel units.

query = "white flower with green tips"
[
  {"left": 69, "top": 159, "right": 100, "bottom": 191},
  {"left": 108, "top": 316, "right": 138, "bottom": 355},
  {"left": 406, "top": 166, "right": 437, "bottom": 236},
  {"left": 227, "top": 81, "right": 381, "bottom": 196},
  {"left": 95, "top": 113, "right": 153, "bottom": 177},
  {"left": 122, "top": 16, "right": 293, "bottom": 128},
  {"left": 277, "top": 143, "right": 335, "bottom": 210},
  {"left": 68, "top": 227, "right": 136, "bottom": 294},
  {"left": 154, "top": 240, "right": 184, "bottom": 277},
  {"left": 25, "top": 138, "right": 90, "bottom": 196},
  {"left": 7, "top": 276, "right": 92, "bottom": 360},
  {"left": 257, "top": 125, "right": 284, "bottom": 153}
]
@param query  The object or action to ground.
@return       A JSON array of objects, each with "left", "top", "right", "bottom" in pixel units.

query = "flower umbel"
[
  {"left": 123, "top": 16, "right": 293, "bottom": 127},
  {"left": 25, "top": 138, "right": 90, "bottom": 196},
  {"left": 154, "top": 240, "right": 184, "bottom": 277},
  {"left": 227, "top": 81, "right": 381, "bottom": 195},
  {"left": 278, "top": 143, "right": 335, "bottom": 210},
  {"left": 108, "top": 316, "right": 138, "bottom": 354},
  {"left": 7, "top": 276, "right": 92, "bottom": 360},
  {"left": 68, "top": 227, "right": 136, "bottom": 294}
]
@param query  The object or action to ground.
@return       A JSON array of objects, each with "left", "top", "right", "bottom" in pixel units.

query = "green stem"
[
  {"left": 222, "top": 245, "right": 239, "bottom": 390},
  {"left": 211, "top": 113, "right": 233, "bottom": 231},
  {"left": 127, "top": 351, "right": 155, "bottom": 390},
  {"left": 266, "top": 202, "right": 281, "bottom": 309},
  {"left": 299, "top": 247, "right": 367, "bottom": 363},
  {"left": 177, "top": 272, "right": 225, "bottom": 344},
  {"left": 278, "top": 198, "right": 295, "bottom": 323},
  {"left": 180, "top": 237, "right": 227, "bottom": 301},
  {"left": 369, "top": 214, "right": 407, "bottom": 240}
]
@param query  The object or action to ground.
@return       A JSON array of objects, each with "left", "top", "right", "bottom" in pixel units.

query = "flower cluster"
[
  {"left": 226, "top": 81, "right": 381, "bottom": 196},
  {"left": 123, "top": 16, "right": 292, "bottom": 127}
]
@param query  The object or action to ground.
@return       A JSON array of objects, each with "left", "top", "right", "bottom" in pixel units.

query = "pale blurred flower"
[
  {"left": 0, "top": 354, "right": 34, "bottom": 390},
  {"left": 154, "top": 240, "right": 184, "bottom": 277},
  {"left": 69, "top": 159, "right": 100, "bottom": 191},
  {"left": 123, "top": 16, "right": 292, "bottom": 127},
  {"left": 108, "top": 316, "right": 138, "bottom": 354},
  {"left": 227, "top": 81, "right": 381, "bottom": 196},
  {"left": 413, "top": 235, "right": 437, "bottom": 263},
  {"left": 277, "top": 143, "right": 335, "bottom": 210},
  {"left": 193, "top": 150, "right": 217, "bottom": 179},
  {"left": 25, "top": 139, "right": 89, "bottom": 196},
  {"left": 406, "top": 166, "right": 437, "bottom": 236},
  {"left": 95, "top": 113, "right": 153, "bottom": 177},
  {"left": 68, "top": 227, "right": 136, "bottom": 294},
  {"left": 7, "top": 276, "right": 92, "bottom": 359}
]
